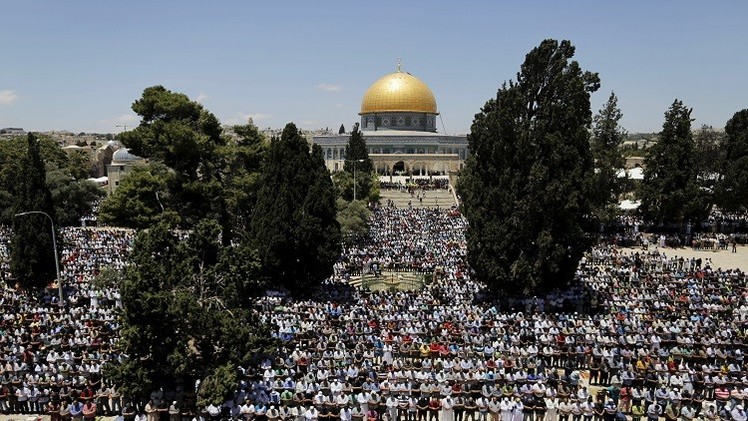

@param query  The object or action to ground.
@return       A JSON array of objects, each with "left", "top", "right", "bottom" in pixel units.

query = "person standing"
[
  {"left": 646, "top": 401, "right": 661, "bottom": 421},
  {"left": 417, "top": 395, "right": 429, "bottom": 421},
  {"left": 533, "top": 396, "right": 546, "bottom": 421},
  {"left": 465, "top": 397, "right": 478, "bottom": 421},
  {"left": 429, "top": 396, "right": 441, "bottom": 421},
  {"left": 48, "top": 399, "right": 62, "bottom": 421},
  {"left": 70, "top": 399, "right": 84, "bottom": 421},
  {"left": 442, "top": 395, "right": 455, "bottom": 421},
  {"left": 558, "top": 398, "right": 571, "bottom": 421},
  {"left": 730, "top": 405, "right": 746, "bottom": 421},
  {"left": 546, "top": 397, "right": 558, "bottom": 421},
  {"left": 386, "top": 394, "right": 399, "bottom": 421},
  {"left": 630, "top": 402, "right": 644, "bottom": 421},
  {"left": 146, "top": 399, "right": 159, "bottom": 421},
  {"left": 82, "top": 399, "right": 98, "bottom": 421},
  {"left": 454, "top": 395, "right": 465, "bottom": 421}
]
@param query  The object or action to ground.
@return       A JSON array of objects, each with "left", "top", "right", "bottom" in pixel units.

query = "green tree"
[
  {"left": 336, "top": 198, "right": 370, "bottom": 245},
  {"left": 638, "top": 100, "right": 708, "bottom": 224},
  {"left": 591, "top": 92, "right": 627, "bottom": 221},
  {"left": 117, "top": 86, "right": 227, "bottom": 229},
  {"left": 221, "top": 123, "right": 268, "bottom": 234},
  {"left": 1, "top": 134, "right": 88, "bottom": 225},
  {"left": 99, "top": 163, "right": 176, "bottom": 229},
  {"left": 251, "top": 123, "right": 341, "bottom": 295},
  {"left": 715, "top": 109, "right": 748, "bottom": 213},
  {"left": 459, "top": 39, "right": 600, "bottom": 296},
  {"left": 339, "top": 124, "right": 345, "bottom": 134},
  {"left": 342, "top": 126, "right": 374, "bottom": 201},
  {"left": 693, "top": 125, "right": 724, "bottom": 202},
  {"left": 47, "top": 170, "right": 105, "bottom": 226},
  {"left": 105, "top": 219, "right": 275, "bottom": 403},
  {"left": 66, "top": 149, "right": 93, "bottom": 180},
  {"left": 9, "top": 134, "right": 59, "bottom": 291}
]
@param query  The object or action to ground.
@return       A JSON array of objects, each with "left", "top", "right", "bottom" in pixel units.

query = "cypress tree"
[
  {"left": 251, "top": 123, "right": 341, "bottom": 295},
  {"left": 639, "top": 100, "right": 708, "bottom": 225},
  {"left": 715, "top": 109, "right": 748, "bottom": 213},
  {"left": 10, "top": 134, "right": 59, "bottom": 291},
  {"left": 591, "top": 92, "right": 627, "bottom": 221},
  {"left": 342, "top": 126, "right": 373, "bottom": 201},
  {"left": 459, "top": 39, "right": 599, "bottom": 297}
]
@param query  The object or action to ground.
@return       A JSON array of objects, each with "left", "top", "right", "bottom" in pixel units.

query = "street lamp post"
[
  {"left": 15, "top": 211, "right": 63, "bottom": 306},
  {"left": 346, "top": 159, "right": 365, "bottom": 201}
]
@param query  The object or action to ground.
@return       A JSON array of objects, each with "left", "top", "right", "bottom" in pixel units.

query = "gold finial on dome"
[{"left": 397, "top": 58, "right": 401, "bottom": 72}]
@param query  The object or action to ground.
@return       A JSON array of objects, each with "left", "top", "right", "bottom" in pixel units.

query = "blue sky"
[{"left": 1, "top": 1, "right": 746, "bottom": 135}]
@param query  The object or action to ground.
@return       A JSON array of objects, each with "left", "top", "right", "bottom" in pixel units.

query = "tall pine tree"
[
  {"left": 114, "top": 86, "right": 227, "bottom": 231},
  {"left": 639, "top": 100, "right": 708, "bottom": 225},
  {"left": 342, "top": 125, "right": 374, "bottom": 201},
  {"left": 715, "top": 109, "right": 748, "bottom": 213},
  {"left": 251, "top": 123, "right": 341, "bottom": 295},
  {"left": 591, "top": 92, "right": 627, "bottom": 221},
  {"left": 10, "top": 134, "right": 59, "bottom": 291},
  {"left": 459, "top": 39, "right": 599, "bottom": 296}
]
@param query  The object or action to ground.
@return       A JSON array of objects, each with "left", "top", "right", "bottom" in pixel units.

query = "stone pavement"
[
  {"left": 621, "top": 242, "right": 747, "bottom": 271},
  {"left": 379, "top": 188, "right": 457, "bottom": 209}
]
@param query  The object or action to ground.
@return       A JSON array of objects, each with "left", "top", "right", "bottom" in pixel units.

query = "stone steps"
[
  {"left": 349, "top": 272, "right": 425, "bottom": 291},
  {"left": 379, "top": 189, "right": 456, "bottom": 209}
]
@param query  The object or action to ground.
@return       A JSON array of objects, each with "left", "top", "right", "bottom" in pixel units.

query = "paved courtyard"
[{"left": 621, "top": 243, "right": 747, "bottom": 271}]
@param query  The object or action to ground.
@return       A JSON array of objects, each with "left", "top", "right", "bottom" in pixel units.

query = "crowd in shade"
[{"left": 0, "top": 206, "right": 746, "bottom": 421}]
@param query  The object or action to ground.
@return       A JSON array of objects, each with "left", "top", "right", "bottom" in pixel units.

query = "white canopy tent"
[{"left": 619, "top": 199, "right": 641, "bottom": 210}]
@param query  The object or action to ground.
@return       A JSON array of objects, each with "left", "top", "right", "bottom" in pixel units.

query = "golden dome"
[{"left": 360, "top": 71, "right": 438, "bottom": 115}]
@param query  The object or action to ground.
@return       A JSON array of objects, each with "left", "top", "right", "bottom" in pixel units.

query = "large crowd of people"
[{"left": 0, "top": 205, "right": 745, "bottom": 421}]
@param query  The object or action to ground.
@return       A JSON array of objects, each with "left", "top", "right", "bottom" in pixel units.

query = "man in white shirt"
[
  {"left": 731, "top": 405, "right": 747, "bottom": 421},
  {"left": 305, "top": 406, "right": 319, "bottom": 421},
  {"left": 442, "top": 396, "right": 455, "bottom": 421}
]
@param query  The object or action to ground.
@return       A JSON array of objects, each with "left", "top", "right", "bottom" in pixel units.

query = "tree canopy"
[
  {"left": 250, "top": 123, "right": 341, "bottom": 295},
  {"left": 99, "top": 163, "right": 177, "bottom": 229},
  {"left": 591, "top": 92, "right": 627, "bottom": 221},
  {"left": 105, "top": 220, "right": 275, "bottom": 405},
  {"left": 715, "top": 109, "right": 748, "bottom": 213},
  {"left": 459, "top": 39, "right": 599, "bottom": 297},
  {"left": 340, "top": 125, "right": 374, "bottom": 202},
  {"left": 9, "top": 134, "right": 59, "bottom": 291},
  {"left": 114, "top": 86, "right": 227, "bottom": 230},
  {"left": 100, "top": 87, "right": 279, "bottom": 403},
  {"left": 103, "top": 86, "right": 268, "bottom": 239},
  {"left": 0, "top": 134, "right": 100, "bottom": 226},
  {"left": 639, "top": 100, "right": 709, "bottom": 225}
]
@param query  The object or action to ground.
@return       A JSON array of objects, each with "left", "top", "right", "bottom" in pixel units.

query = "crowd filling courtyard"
[{"left": 0, "top": 196, "right": 746, "bottom": 421}]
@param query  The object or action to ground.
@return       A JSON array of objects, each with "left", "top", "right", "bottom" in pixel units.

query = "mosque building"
[{"left": 313, "top": 64, "right": 468, "bottom": 176}]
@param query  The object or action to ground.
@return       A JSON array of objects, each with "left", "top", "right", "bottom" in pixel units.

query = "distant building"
[
  {"left": 313, "top": 65, "right": 468, "bottom": 175},
  {"left": 0, "top": 127, "right": 26, "bottom": 137},
  {"left": 106, "top": 148, "right": 146, "bottom": 195},
  {"left": 94, "top": 140, "right": 121, "bottom": 177}
]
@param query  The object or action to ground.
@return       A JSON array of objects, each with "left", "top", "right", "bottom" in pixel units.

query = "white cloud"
[
  {"left": 195, "top": 93, "right": 208, "bottom": 103},
  {"left": 315, "top": 83, "right": 342, "bottom": 92},
  {"left": 223, "top": 112, "right": 272, "bottom": 126},
  {"left": 0, "top": 90, "right": 19, "bottom": 105}
]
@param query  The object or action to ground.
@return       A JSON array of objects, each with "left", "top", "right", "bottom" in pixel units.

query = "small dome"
[
  {"left": 360, "top": 70, "right": 438, "bottom": 115},
  {"left": 112, "top": 148, "right": 142, "bottom": 163}
]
